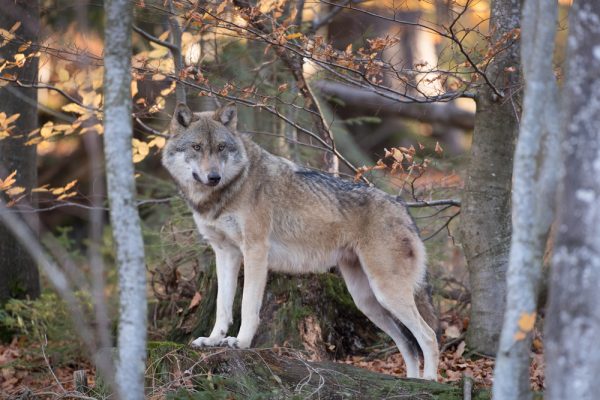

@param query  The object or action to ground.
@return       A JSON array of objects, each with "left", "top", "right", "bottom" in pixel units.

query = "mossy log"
[{"left": 146, "top": 342, "right": 489, "bottom": 400}]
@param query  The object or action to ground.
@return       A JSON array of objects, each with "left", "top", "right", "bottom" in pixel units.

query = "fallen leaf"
[
  {"left": 444, "top": 325, "right": 461, "bottom": 339},
  {"left": 188, "top": 291, "right": 202, "bottom": 310}
]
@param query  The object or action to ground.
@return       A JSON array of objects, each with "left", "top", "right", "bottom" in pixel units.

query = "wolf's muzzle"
[{"left": 207, "top": 172, "right": 221, "bottom": 186}]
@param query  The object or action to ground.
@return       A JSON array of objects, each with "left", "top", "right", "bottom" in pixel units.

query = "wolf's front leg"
[
  {"left": 220, "top": 244, "right": 269, "bottom": 349},
  {"left": 191, "top": 245, "right": 242, "bottom": 348}
]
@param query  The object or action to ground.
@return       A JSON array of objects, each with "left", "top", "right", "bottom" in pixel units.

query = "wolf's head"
[{"left": 162, "top": 103, "right": 248, "bottom": 193}]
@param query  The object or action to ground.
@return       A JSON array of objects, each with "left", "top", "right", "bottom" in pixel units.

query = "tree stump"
[
  {"left": 169, "top": 269, "right": 382, "bottom": 359},
  {"left": 73, "top": 370, "right": 88, "bottom": 393}
]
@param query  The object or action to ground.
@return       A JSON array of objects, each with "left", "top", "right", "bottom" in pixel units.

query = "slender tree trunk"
[
  {"left": 460, "top": 0, "right": 521, "bottom": 355},
  {"left": 545, "top": 1, "right": 600, "bottom": 399},
  {"left": 103, "top": 1, "right": 147, "bottom": 398},
  {"left": 492, "top": 0, "right": 559, "bottom": 398},
  {"left": 0, "top": 0, "right": 40, "bottom": 304}
]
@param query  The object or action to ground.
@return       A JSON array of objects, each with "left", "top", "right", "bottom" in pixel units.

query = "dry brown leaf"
[{"left": 188, "top": 291, "right": 202, "bottom": 310}]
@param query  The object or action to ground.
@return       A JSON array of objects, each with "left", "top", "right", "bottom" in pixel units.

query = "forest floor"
[
  {"left": 0, "top": 313, "right": 545, "bottom": 397},
  {"left": 343, "top": 312, "right": 545, "bottom": 391}
]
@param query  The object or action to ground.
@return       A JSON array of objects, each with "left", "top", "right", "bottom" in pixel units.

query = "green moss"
[{"left": 320, "top": 273, "right": 357, "bottom": 311}]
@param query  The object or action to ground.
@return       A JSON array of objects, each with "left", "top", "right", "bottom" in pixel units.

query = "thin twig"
[
  {"left": 133, "top": 24, "right": 178, "bottom": 51},
  {"left": 41, "top": 335, "right": 66, "bottom": 392},
  {"left": 423, "top": 210, "right": 460, "bottom": 241}
]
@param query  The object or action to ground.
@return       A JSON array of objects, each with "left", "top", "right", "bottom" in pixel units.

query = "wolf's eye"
[
  {"left": 192, "top": 143, "right": 201, "bottom": 151},
  {"left": 217, "top": 143, "right": 226, "bottom": 152}
]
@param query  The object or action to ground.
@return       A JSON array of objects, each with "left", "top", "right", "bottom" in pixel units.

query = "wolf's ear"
[
  {"left": 213, "top": 103, "right": 237, "bottom": 130},
  {"left": 171, "top": 103, "right": 193, "bottom": 132}
]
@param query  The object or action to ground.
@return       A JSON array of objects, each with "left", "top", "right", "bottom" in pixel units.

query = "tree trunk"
[
  {"left": 460, "top": 0, "right": 521, "bottom": 355},
  {"left": 0, "top": 0, "right": 40, "bottom": 304},
  {"left": 493, "top": 0, "right": 559, "bottom": 398},
  {"left": 103, "top": 1, "right": 147, "bottom": 399},
  {"left": 545, "top": 1, "right": 600, "bottom": 399},
  {"left": 146, "top": 343, "right": 490, "bottom": 399}
]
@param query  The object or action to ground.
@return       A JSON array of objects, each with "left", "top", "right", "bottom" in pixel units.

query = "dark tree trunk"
[
  {"left": 0, "top": 0, "right": 40, "bottom": 304},
  {"left": 460, "top": 0, "right": 521, "bottom": 355},
  {"left": 545, "top": 1, "right": 600, "bottom": 398}
]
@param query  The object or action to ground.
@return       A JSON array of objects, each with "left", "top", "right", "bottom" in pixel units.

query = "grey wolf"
[{"left": 161, "top": 103, "right": 439, "bottom": 380}]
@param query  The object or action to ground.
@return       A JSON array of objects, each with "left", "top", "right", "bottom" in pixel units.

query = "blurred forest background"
[{"left": 1, "top": 0, "right": 597, "bottom": 399}]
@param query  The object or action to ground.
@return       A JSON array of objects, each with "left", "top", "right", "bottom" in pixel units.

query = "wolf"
[{"left": 161, "top": 103, "right": 439, "bottom": 380}]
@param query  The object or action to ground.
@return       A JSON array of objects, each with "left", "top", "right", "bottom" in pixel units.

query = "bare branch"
[
  {"left": 405, "top": 199, "right": 461, "bottom": 208},
  {"left": 423, "top": 210, "right": 460, "bottom": 241},
  {"left": 0, "top": 75, "right": 96, "bottom": 111},
  {"left": 132, "top": 24, "right": 178, "bottom": 51}
]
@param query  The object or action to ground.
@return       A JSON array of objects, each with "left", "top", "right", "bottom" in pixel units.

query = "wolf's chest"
[{"left": 192, "top": 211, "right": 242, "bottom": 245}]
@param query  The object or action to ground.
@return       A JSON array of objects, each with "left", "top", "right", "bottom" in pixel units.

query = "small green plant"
[{"left": 0, "top": 291, "right": 95, "bottom": 366}]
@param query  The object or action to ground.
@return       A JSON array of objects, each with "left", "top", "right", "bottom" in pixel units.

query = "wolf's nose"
[{"left": 207, "top": 172, "right": 221, "bottom": 186}]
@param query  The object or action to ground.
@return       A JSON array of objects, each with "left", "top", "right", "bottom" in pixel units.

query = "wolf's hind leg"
[
  {"left": 357, "top": 249, "right": 439, "bottom": 380},
  {"left": 191, "top": 245, "right": 242, "bottom": 348},
  {"left": 338, "top": 257, "right": 421, "bottom": 378}
]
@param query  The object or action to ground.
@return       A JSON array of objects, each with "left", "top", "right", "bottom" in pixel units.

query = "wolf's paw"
[
  {"left": 422, "top": 373, "right": 438, "bottom": 381},
  {"left": 190, "top": 336, "right": 222, "bottom": 348},
  {"left": 218, "top": 336, "right": 252, "bottom": 349},
  {"left": 218, "top": 336, "right": 241, "bottom": 348}
]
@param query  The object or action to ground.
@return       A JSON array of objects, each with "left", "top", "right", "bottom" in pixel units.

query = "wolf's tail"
[
  {"left": 396, "top": 273, "right": 440, "bottom": 358},
  {"left": 415, "top": 273, "right": 440, "bottom": 338}
]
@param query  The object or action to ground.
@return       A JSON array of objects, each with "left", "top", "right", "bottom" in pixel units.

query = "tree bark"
[
  {"left": 0, "top": 0, "right": 40, "bottom": 304},
  {"left": 545, "top": 1, "right": 600, "bottom": 399},
  {"left": 460, "top": 0, "right": 521, "bottom": 355},
  {"left": 103, "top": 1, "right": 147, "bottom": 399},
  {"left": 493, "top": 0, "right": 559, "bottom": 398}
]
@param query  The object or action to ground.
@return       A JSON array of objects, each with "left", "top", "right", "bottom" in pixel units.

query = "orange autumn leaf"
[
  {"left": 517, "top": 312, "right": 536, "bottom": 332},
  {"left": 514, "top": 331, "right": 527, "bottom": 341}
]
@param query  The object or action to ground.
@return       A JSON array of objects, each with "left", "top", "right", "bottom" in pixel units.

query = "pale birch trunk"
[
  {"left": 460, "top": 0, "right": 521, "bottom": 355},
  {"left": 492, "top": 0, "right": 559, "bottom": 398},
  {"left": 104, "top": 1, "right": 147, "bottom": 398},
  {"left": 545, "top": 1, "right": 600, "bottom": 398}
]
